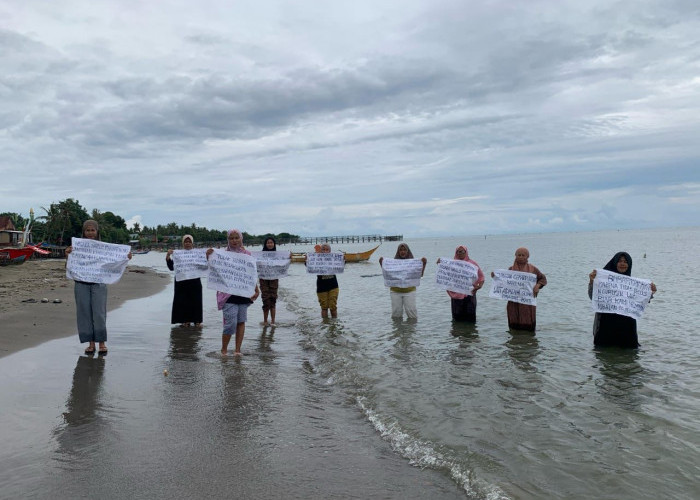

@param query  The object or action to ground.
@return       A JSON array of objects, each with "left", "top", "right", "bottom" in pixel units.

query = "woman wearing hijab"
[
  {"left": 439, "top": 245, "right": 485, "bottom": 322},
  {"left": 495, "top": 247, "right": 547, "bottom": 332},
  {"left": 206, "top": 229, "right": 260, "bottom": 356},
  {"left": 165, "top": 234, "right": 203, "bottom": 327},
  {"left": 379, "top": 243, "right": 427, "bottom": 319},
  {"left": 65, "top": 219, "right": 132, "bottom": 355},
  {"left": 588, "top": 252, "right": 657, "bottom": 348},
  {"left": 260, "top": 236, "right": 281, "bottom": 325}
]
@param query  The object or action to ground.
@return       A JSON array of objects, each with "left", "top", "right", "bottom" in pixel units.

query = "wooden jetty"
[{"left": 289, "top": 234, "right": 402, "bottom": 245}]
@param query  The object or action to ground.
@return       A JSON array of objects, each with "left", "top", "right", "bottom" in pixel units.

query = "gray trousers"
[{"left": 74, "top": 282, "right": 108, "bottom": 343}]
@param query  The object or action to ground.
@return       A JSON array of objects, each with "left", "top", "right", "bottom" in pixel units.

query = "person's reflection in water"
[
  {"left": 505, "top": 333, "right": 540, "bottom": 373},
  {"left": 54, "top": 356, "right": 106, "bottom": 464},
  {"left": 594, "top": 348, "right": 644, "bottom": 410},
  {"left": 389, "top": 317, "right": 417, "bottom": 362},
  {"left": 169, "top": 326, "right": 202, "bottom": 362},
  {"left": 257, "top": 325, "right": 276, "bottom": 363},
  {"left": 450, "top": 321, "right": 479, "bottom": 339}
]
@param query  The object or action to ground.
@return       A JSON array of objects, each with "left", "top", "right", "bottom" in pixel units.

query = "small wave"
[{"left": 356, "top": 396, "right": 510, "bottom": 500}]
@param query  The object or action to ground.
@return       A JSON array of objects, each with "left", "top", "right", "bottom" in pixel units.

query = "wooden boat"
[
  {"left": 291, "top": 244, "right": 380, "bottom": 263},
  {"left": 0, "top": 245, "right": 50, "bottom": 265},
  {"left": 132, "top": 249, "right": 150, "bottom": 255},
  {"left": 0, "top": 220, "right": 49, "bottom": 265}
]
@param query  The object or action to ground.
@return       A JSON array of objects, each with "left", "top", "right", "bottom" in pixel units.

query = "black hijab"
[
  {"left": 263, "top": 237, "right": 277, "bottom": 252},
  {"left": 603, "top": 252, "right": 632, "bottom": 276}
]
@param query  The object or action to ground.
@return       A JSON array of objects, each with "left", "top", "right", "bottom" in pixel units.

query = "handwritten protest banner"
[
  {"left": 66, "top": 237, "right": 131, "bottom": 284},
  {"left": 251, "top": 250, "right": 291, "bottom": 280},
  {"left": 382, "top": 258, "right": 423, "bottom": 288},
  {"left": 172, "top": 249, "right": 209, "bottom": 281},
  {"left": 591, "top": 269, "right": 652, "bottom": 320},
  {"left": 206, "top": 250, "right": 258, "bottom": 297},
  {"left": 305, "top": 252, "right": 345, "bottom": 275},
  {"left": 435, "top": 258, "right": 480, "bottom": 295},
  {"left": 489, "top": 269, "right": 537, "bottom": 306}
]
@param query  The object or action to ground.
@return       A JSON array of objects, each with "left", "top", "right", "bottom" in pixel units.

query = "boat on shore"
[
  {"left": 0, "top": 245, "right": 50, "bottom": 265},
  {"left": 0, "top": 217, "right": 50, "bottom": 265},
  {"left": 291, "top": 244, "right": 380, "bottom": 263}
]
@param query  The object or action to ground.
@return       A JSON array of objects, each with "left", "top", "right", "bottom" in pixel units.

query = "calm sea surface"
[{"left": 1, "top": 228, "right": 698, "bottom": 499}]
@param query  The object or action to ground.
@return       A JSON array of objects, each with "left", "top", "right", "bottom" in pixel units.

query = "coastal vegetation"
[{"left": 2, "top": 200, "right": 300, "bottom": 247}]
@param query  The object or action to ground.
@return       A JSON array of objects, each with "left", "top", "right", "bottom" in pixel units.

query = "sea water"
[{"left": 1, "top": 228, "right": 698, "bottom": 499}]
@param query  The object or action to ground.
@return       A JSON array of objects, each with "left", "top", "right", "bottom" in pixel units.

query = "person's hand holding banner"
[{"left": 66, "top": 237, "right": 131, "bottom": 284}]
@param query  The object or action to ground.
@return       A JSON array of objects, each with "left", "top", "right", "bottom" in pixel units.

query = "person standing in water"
[
  {"left": 492, "top": 247, "right": 546, "bottom": 332},
  {"left": 588, "top": 252, "right": 657, "bottom": 348},
  {"left": 438, "top": 245, "right": 485, "bottom": 322},
  {"left": 379, "top": 243, "right": 427, "bottom": 320},
  {"left": 65, "top": 219, "right": 132, "bottom": 355},
  {"left": 306, "top": 243, "right": 344, "bottom": 319},
  {"left": 259, "top": 236, "right": 286, "bottom": 326},
  {"left": 166, "top": 235, "right": 203, "bottom": 327},
  {"left": 207, "top": 229, "right": 260, "bottom": 356}
]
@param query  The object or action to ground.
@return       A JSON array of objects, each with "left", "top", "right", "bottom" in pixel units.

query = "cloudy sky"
[{"left": 2, "top": 0, "right": 699, "bottom": 237}]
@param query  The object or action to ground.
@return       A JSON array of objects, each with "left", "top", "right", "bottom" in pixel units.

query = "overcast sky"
[{"left": 2, "top": 0, "right": 699, "bottom": 237}]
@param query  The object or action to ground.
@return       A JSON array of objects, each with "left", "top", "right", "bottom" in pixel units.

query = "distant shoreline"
[{"left": 0, "top": 260, "right": 169, "bottom": 358}]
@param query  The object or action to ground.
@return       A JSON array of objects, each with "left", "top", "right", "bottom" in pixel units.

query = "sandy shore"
[{"left": 0, "top": 259, "right": 169, "bottom": 358}]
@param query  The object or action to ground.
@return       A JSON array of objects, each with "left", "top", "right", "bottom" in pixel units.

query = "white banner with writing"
[
  {"left": 435, "top": 258, "right": 479, "bottom": 296},
  {"left": 206, "top": 250, "right": 258, "bottom": 297},
  {"left": 251, "top": 250, "right": 291, "bottom": 280},
  {"left": 591, "top": 269, "right": 652, "bottom": 320},
  {"left": 66, "top": 237, "right": 131, "bottom": 284},
  {"left": 172, "top": 249, "right": 209, "bottom": 281},
  {"left": 489, "top": 269, "right": 537, "bottom": 306},
  {"left": 305, "top": 252, "right": 345, "bottom": 275},
  {"left": 382, "top": 258, "right": 423, "bottom": 288}
]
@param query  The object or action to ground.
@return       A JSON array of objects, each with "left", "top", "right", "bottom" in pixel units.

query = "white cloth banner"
[
  {"left": 251, "top": 250, "right": 291, "bottom": 279},
  {"left": 591, "top": 269, "right": 652, "bottom": 320},
  {"left": 382, "top": 258, "right": 423, "bottom": 288},
  {"left": 305, "top": 252, "right": 345, "bottom": 275},
  {"left": 66, "top": 237, "right": 131, "bottom": 284},
  {"left": 206, "top": 249, "right": 258, "bottom": 297},
  {"left": 435, "top": 258, "right": 479, "bottom": 296},
  {"left": 489, "top": 269, "right": 537, "bottom": 306},
  {"left": 172, "top": 249, "right": 209, "bottom": 281}
]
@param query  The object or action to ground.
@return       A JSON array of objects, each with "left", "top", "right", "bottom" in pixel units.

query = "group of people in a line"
[{"left": 66, "top": 221, "right": 658, "bottom": 357}]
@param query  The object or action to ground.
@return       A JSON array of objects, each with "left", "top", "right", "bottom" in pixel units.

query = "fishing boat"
[
  {"left": 0, "top": 217, "right": 50, "bottom": 265},
  {"left": 290, "top": 244, "right": 380, "bottom": 263},
  {"left": 132, "top": 249, "right": 150, "bottom": 255},
  {"left": 0, "top": 245, "right": 49, "bottom": 265}
]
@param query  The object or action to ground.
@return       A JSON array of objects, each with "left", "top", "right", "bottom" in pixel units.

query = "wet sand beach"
[
  {"left": 0, "top": 259, "right": 169, "bottom": 358},
  {"left": 0, "top": 257, "right": 465, "bottom": 499}
]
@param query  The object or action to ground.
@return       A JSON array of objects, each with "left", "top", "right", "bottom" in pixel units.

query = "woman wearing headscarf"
[
  {"left": 65, "top": 219, "right": 132, "bottom": 355},
  {"left": 495, "top": 247, "right": 547, "bottom": 332},
  {"left": 206, "top": 229, "right": 260, "bottom": 356},
  {"left": 260, "top": 236, "right": 281, "bottom": 325},
  {"left": 588, "top": 252, "right": 657, "bottom": 348},
  {"left": 165, "top": 234, "right": 203, "bottom": 327},
  {"left": 439, "top": 245, "right": 485, "bottom": 322},
  {"left": 379, "top": 243, "right": 427, "bottom": 319}
]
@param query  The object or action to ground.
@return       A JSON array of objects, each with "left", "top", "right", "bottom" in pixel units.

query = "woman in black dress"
[
  {"left": 588, "top": 252, "right": 656, "bottom": 348},
  {"left": 166, "top": 235, "right": 203, "bottom": 327}
]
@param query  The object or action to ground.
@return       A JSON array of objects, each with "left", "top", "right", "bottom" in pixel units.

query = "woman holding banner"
[
  {"left": 206, "top": 229, "right": 260, "bottom": 356},
  {"left": 438, "top": 245, "right": 485, "bottom": 322},
  {"left": 495, "top": 247, "right": 546, "bottom": 332},
  {"left": 259, "top": 236, "right": 284, "bottom": 326},
  {"left": 65, "top": 219, "right": 132, "bottom": 355},
  {"left": 379, "top": 243, "right": 427, "bottom": 320},
  {"left": 165, "top": 235, "right": 203, "bottom": 327},
  {"left": 588, "top": 252, "right": 656, "bottom": 348}
]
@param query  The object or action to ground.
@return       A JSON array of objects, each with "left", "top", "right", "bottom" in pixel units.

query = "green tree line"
[{"left": 3, "top": 199, "right": 299, "bottom": 246}]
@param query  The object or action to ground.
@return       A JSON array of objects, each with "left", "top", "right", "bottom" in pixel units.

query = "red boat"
[
  {"left": 0, "top": 245, "right": 50, "bottom": 265},
  {"left": 0, "top": 215, "right": 50, "bottom": 265}
]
